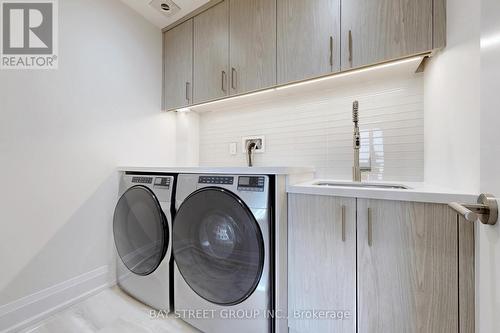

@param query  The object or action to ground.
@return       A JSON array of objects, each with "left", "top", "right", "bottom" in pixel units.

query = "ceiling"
[{"left": 120, "top": 0, "right": 209, "bottom": 29}]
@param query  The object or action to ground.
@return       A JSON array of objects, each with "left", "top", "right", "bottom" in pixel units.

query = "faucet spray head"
[{"left": 352, "top": 100, "right": 359, "bottom": 124}]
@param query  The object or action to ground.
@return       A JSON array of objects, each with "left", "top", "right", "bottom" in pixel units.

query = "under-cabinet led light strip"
[{"left": 174, "top": 54, "right": 427, "bottom": 113}]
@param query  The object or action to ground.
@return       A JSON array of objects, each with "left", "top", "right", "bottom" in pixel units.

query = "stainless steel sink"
[{"left": 313, "top": 181, "right": 410, "bottom": 190}]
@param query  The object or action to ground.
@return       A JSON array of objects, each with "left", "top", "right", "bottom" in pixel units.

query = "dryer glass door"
[
  {"left": 173, "top": 187, "right": 264, "bottom": 306},
  {"left": 113, "top": 186, "right": 168, "bottom": 276}
]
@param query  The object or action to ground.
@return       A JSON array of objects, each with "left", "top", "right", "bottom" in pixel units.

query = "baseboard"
[{"left": 0, "top": 266, "right": 114, "bottom": 333}]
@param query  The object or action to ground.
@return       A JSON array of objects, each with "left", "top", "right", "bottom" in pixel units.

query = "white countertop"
[
  {"left": 118, "top": 167, "right": 478, "bottom": 204},
  {"left": 287, "top": 179, "right": 479, "bottom": 204},
  {"left": 117, "top": 166, "right": 315, "bottom": 175}
]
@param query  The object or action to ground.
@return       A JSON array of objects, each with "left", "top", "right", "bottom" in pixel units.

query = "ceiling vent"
[{"left": 149, "top": 0, "right": 181, "bottom": 17}]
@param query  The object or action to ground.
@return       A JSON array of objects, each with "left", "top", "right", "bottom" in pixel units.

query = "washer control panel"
[
  {"left": 198, "top": 176, "right": 234, "bottom": 185},
  {"left": 237, "top": 176, "right": 265, "bottom": 192},
  {"left": 131, "top": 176, "right": 171, "bottom": 189}
]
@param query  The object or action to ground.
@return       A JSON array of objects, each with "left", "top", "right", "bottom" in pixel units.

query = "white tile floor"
[{"left": 21, "top": 287, "right": 200, "bottom": 333}]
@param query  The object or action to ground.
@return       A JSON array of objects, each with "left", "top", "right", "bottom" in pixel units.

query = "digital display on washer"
[{"left": 238, "top": 176, "right": 264, "bottom": 192}]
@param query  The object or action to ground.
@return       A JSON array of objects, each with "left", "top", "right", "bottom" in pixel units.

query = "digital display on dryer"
[
  {"left": 239, "top": 177, "right": 251, "bottom": 186},
  {"left": 238, "top": 176, "right": 264, "bottom": 192}
]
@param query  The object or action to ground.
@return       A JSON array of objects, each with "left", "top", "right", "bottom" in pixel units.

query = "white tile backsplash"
[{"left": 198, "top": 74, "right": 424, "bottom": 181}]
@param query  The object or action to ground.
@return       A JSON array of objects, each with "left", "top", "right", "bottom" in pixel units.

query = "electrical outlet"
[{"left": 242, "top": 136, "right": 265, "bottom": 154}]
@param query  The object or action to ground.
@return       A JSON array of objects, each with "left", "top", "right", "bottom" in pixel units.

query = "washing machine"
[
  {"left": 173, "top": 173, "right": 273, "bottom": 333},
  {"left": 113, "top": 173, "right": 175, "bottom": 311}
]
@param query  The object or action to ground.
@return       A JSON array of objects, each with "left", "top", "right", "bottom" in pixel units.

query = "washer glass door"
[
  {"left": 113, "top": 186, "right": 168, "bottom": 276},
  {"left": 173, "top": 187, "right": 264, "bottom": 306}
]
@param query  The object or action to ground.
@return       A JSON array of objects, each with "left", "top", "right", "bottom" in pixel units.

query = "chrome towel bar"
[{"left": 449, "top": 193, "right": 498, "bottom": 225}]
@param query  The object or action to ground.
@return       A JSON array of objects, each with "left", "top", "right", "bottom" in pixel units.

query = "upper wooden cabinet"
[
  {"left": 229, "top": 0, "right": 277, "bottom": 94},
  {"left": 341, "top": 0, "right": 433, "bottom": 70},
  {"left": 164, "top": 19, "right": 193, "bottom": 110},
  {"left": 277, "top": 0, "right": 341, "bottom": 84},
  {"left": 193, "top": 0, "right": 229, "bottom": 104},
  {"left": 163, "top": 0, "right": 446, "bottom": 110}
]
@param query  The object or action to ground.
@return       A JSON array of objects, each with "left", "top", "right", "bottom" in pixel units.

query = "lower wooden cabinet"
[
  {"left": 288, "top": 194, "right": 475, "bottom": 333},
  {"left": 288, "top": 194, "right": 356, "bottom": 333},
  {"left": 357, "top": 199, "right": 458, "bottom": 333}
]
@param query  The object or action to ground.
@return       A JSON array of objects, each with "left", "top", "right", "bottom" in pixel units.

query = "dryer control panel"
[
  {"left": 237, "top": 176, "right": 265, "bottom": 192},
  {"left": 180, "top": 174, "right": 269, "bottom": 210}
]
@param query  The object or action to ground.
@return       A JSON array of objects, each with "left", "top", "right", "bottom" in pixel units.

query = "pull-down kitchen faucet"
[
  {"left": 352, "top": 100, "right": 372, "bottom": 181},
  {"left": 352, "top": 101, "right": 362, "bottom": 182}
]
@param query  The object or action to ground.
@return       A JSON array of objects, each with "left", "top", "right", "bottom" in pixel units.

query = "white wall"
[
  {"left": 175, "top": 111, "right": 200, "bottom": 166},
  {"left": 477, "top": 0, "right": 500, "bottom": 331},
  {"left": 423, "top": 0, "right": 481, "bottom": 192},
  {"left": 0, "top": 0, "right": 175, "bottom": 312}
]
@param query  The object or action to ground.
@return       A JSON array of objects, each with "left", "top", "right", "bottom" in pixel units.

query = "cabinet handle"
[
  {"left": 341, "top": 205, "right": 346, "bottom": 242},
  {"left": 185, "top": 82, "right": 190, "bottom": 101},
  {"left": 330, "top": 36, "right": 334, "bottom": 67},
  {"left": 367, "top": 207, "right": 373, "bottom": 247},
  {"left": 231, "top": 67, "right": 237, "bottom": 90},
  {"left": 348, "top": 30, "right": 353, "bottom": 67},
  {"left": 221, "top": 70, "right": 227, "bottom": 92}
]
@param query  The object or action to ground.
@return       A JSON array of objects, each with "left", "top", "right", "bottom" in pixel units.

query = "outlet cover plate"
[
  {"left": 229, "top": 142, "right": 237, "bottom": 155},
  {"left": 242, "top": 136, "right": 265, "bottom": 154}
]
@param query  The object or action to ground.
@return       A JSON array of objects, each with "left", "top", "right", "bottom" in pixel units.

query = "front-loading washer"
[
  {"left": 113, "top": 173, "right": 175, "bottom": 311},
  {"left": 173, "top": 173, "right": 273, "bottom": 333}
]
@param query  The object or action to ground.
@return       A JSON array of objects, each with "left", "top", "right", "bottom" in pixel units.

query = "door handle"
[
  {"left": 449, "top": 193, "right": 498, "bottom": 225},
  {"left": 341, "top": 205, "right": 346, "bottom": 242},
  {"left": 185, "top": 82, "right": 190, "bottom": 101},
  {"left": 231, "top": 67, "right": 237, "bottom": 90},
  {"left": 367, "top": 207, "right": 373, "bottom": 247}
]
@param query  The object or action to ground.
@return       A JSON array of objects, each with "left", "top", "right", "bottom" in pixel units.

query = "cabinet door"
[
  {"left": 164, "top": 19, "right": 193, "bottom": 110},
  {"left": 341, "top": 0, "right": 433, "bottom": 70},
  {"left": 277, "top": 0, "right": 340, "bottom": 85},
  {"left": 357, "top": 199, "right": 458, "bottom": 333},
  {"left": 229, "top": 0, "right": 276, "bottom": 95},
  {"left": 193, "top": 0, "right": 229, "bottom": 103},
  {"left": 288, "top": 194, "right": 356, "bottom": 333}
]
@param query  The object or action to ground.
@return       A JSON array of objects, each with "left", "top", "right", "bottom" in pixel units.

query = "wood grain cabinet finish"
[
  {"left": 193, "top": 0, "right": 229, "bottom": 104},
  {"left": 356, "top": 199, "right": 459, "bottom": 333},
  {"left": 288, "top": 194, "right": 356, "bottom": 333},
  {"left": 458, "top": 216, "right": 475, "bottom": 333},
  {"left": 433, "top": 0, "right": 447, "bottom": 49},
  {"left": 341, "top": 0, "right": 433, "bottom": 70},
  {"left": 277, "top": 0, "right": 341, "bottom": 85},
  {"left": 229, "top": 0, "right": 276, "bottom": 95},
  {"left": 164, "top": 19, "right": 193, "bottom": 110},
  {"left": 288, "top": 195, "right": 475, "bottom": 333},
  {"left": 163, "top": 0, "right": 446, "bottom": 109}
]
